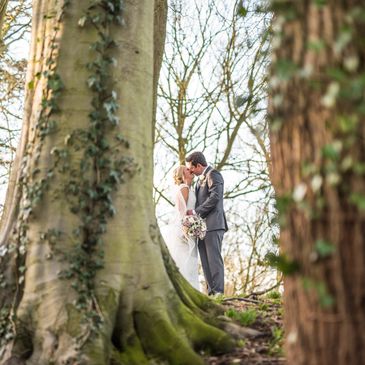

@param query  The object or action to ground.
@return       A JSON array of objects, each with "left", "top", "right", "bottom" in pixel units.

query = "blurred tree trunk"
[
  {"left": 0, "top": 1, "right": 233, "bottom": 364},
  {"left": 269, "top": 1, "right": 365, "bottom": 364},
  {"left": 0, "top": 0, "right": 8, "bottom": 40}
]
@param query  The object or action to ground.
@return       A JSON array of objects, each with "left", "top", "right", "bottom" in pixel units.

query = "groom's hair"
[{"left": 186, "top": 151, "right": 207, "bottom": 167}]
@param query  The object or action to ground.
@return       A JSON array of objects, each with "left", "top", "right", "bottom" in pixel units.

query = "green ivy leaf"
[
  {"left": 275, "top": 194, "right": 293, "bottom": 214},
  {"left": 315, "top": 239, "right": 335, "bottom": 258},
  {"left": 353, "top": 163, "right": 365, "bottom": 175},
  {"left": 302, "top": 278, "right": 335, "bottom": 308},
  {"left": 307, "top": 39, "right": 325, "bottom": 52},
  {"left": 349, "top": 193, "right": 365, "bottom": 211},
  {"left": 47, "top": 75, "right": 64, "bottom": 91},
  {"left": 321, "top": 144, "right": 340, "bottom": 160},
  {"left": 326, "top": 67, "right": 347, "bottom": 82},
  {"left": 274, "top": 59, "right": 298, "bottom": 81},
  {"left": 237, "top": 5, "right": 248, "bottom": 17},
  {"left": 265, "top": 252, "right": 300, "bottom": 275},
  {"left": 313, "top": 0, "right": 327, "bottom": 7},
  {"left": 337, "top": 115, "right": 358, "bottom": 133}
]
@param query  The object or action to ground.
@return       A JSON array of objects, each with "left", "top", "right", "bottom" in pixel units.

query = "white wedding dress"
[{"left": 164, "top": 183, "right": 199, "bottom": 290}]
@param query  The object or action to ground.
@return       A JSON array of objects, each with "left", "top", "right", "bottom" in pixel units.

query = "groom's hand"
[{"left": 186, "top": 209, "right": 194, "bottom": 215}]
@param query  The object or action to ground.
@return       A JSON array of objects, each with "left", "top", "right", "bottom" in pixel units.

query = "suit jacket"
[{"left": 195, "top": 166, "right": 228, "bottom": 232}]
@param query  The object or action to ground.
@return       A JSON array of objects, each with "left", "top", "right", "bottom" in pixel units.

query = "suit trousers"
[{"left": 198, "top": 229, "right": 225, "bottom": 294}]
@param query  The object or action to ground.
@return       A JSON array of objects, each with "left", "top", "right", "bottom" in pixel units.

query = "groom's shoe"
[{"left": 209, "top": 291, "right": 224, "bottom": 300}]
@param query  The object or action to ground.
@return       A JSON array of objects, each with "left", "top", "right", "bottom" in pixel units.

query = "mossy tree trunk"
[
  {"left": 0, "top": 1, "right": 234, "bottom": 364},
  {"left": 269, "top": 1, "right": 365, "bottom": 364}
]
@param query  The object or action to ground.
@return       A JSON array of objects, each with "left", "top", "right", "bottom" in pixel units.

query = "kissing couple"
[{"left": 164, "top": 151, "right": 228, "bottom": 296}]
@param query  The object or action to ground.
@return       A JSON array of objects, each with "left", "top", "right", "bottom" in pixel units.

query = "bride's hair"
[{"left": 173, "top": 165, "right": 185, "bottom": 185}]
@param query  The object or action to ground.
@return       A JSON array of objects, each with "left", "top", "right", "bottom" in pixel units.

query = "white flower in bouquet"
[{"left": 181, "top": 214, "right": 207, "bottom": 240}]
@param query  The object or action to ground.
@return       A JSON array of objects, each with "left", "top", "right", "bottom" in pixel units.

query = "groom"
[{"left": 186, "top": 151, "right": 228, "bottom": 295}]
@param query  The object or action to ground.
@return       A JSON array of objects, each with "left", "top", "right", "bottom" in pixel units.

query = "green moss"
[
  {"left": 172, "top": 271, "right": 222, "bottom": 317},
  {"left": 135, "top": 311, "right": 204, "bottom": 365},
  {"left": 66, "top": 303, "right": 83, "bottom": 338},
  {"left": 84, "top": 340, "right": 109, "bottom": 365},
  {"left": 177, "top": 305, "right": 235, "bottom": 355},
  {"left": 96, "top": 288, "right": 119, "bottom": 316},
  {"left": 111, "top": 338, "right": 150, "bottom": 365}
]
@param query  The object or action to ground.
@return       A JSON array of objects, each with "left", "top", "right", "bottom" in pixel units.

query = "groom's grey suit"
[{"left": 195, "top": 166, "right": 228, "bottom": 294}]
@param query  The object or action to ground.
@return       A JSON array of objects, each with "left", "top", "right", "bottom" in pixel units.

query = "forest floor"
[{"left": 205, "top": 292, "right": 286, "bottom": 365}]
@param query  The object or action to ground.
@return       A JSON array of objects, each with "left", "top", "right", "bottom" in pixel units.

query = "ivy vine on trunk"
[{"left": 0, "top": 1, "right": 236, "bottom": 364}]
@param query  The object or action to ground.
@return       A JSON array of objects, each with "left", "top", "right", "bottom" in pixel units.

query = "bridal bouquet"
[{"left": 182, "top": 215, "right": 207, "bottom": 240}]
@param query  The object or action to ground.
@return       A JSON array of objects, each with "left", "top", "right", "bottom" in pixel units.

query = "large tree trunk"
[
  {"left": 0, "top": 1, "right": 234, "bottom": 364},
  {"left": 269, "top": 1, "right": 365, "bottom": 364}
]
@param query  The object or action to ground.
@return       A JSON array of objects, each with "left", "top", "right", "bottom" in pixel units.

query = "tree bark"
[
  {"left": 0, "top": 1, "right": 234, "bottom": 364},
  {"left": 0, "top": 0, "right": 8, "bottom": 40},
  {"left": 152, "top": 0, "right": 167, "bottom": 142},
  {"left": 269, "top": 1, "right": 365, "bottom": 364}
]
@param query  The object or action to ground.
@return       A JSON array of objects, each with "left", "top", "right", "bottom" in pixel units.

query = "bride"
[{"left": 164, "top": 165, "right": 199, "bottom": 290}]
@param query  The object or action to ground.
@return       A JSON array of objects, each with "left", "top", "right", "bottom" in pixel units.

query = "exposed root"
[
  {"left": 175, "top": 303, "right": 235, "bottom": 354},
  {"left": 134, "top": 309, "right": 205, "bottom": 365},
  {"left": 109, "top": 280, "right": 235, "bottom": 365}
]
